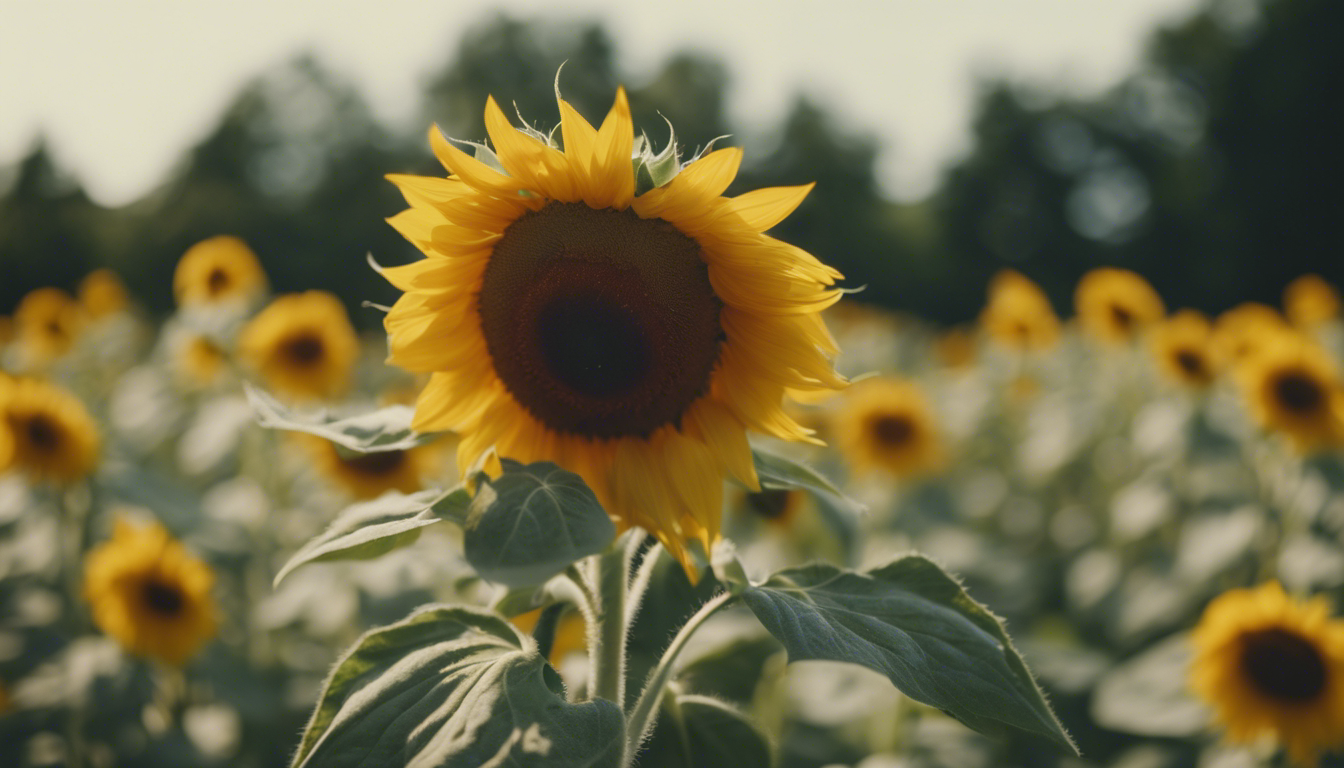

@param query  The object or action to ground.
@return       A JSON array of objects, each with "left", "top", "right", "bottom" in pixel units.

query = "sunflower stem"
[
  {"left": 622, "top": 590, "right": 736, "bottom": 766},
  {"left": 585, "top": 545, "right": 630, "bottom": 707}
]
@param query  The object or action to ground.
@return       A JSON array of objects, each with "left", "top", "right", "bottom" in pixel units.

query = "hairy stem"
[
  {"left": 585, "top": 547, "right": 630, "bottom": 706},
  {"left": 623, "top": 591, "right": 736, "bottom": 765}
]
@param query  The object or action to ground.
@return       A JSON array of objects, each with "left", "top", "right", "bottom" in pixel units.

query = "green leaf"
[
  {"left": 637, "top": 693, "right": 773, "bottom": 768},
  {"left": 464, "top": 460, "right": 616, "bottom": 587},
  {"left": 244, "top": 382, "right": 436, "bottom": 453},
  {"left": 294, "top": 605, "right": 623, "bottom": 768},
  {"left": 274, "top": 487, "right": 468, "bottom": 587},
  {"left": 741, "top": 555, "right": 1076, "bottom": 753},
  {"left": 751, "top": 447, "right": 864, "bottom": 520}
]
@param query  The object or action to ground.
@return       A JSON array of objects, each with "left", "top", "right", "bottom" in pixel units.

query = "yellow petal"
[
  {"left": 727, "top": 183, "right": 814, "bottom": 232},
  {"left": 592, "top": 87, "right": 635, "bottom": 209}
]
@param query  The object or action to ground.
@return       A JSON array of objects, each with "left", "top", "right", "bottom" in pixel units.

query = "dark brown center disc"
[
  {"left": 1274, "top": 370, "right": 1324, "bottom": 414},
  {"left": 478, "top": 202, "right": 724, "bottom": 439},
  {"left": 1240, "top": 628, "right": 1328, "bottom": 702}
]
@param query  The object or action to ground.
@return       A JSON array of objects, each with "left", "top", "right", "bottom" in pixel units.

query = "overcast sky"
[{"left": 0, "top": 0, "right": 1202, "bottom": 205}]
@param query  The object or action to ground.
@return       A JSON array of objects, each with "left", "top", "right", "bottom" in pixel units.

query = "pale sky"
[{"left": 0, "top": 0, "right": 1202, "bottom": 206}]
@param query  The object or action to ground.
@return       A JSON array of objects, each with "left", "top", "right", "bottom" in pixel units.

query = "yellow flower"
[
  {"left": 1215, "top": 302, "right": 1292, "bottom": 365},
  {"left": 934, "top": 326, "right": 977, "bottom": 370},
  {"left": 1190, "top": 582, "right": 1344, "bottom": 766},
  {"left": 1284, "top": 275, "right": 1340, "bottom": 329},
  {"left": 1150, "top": 310, "right": 1220, "bottom": 388},
  {"left": 13, "top": 287, "right": 85, "bottom": 365},
  {"left": 174, "top": 333, "right": 230, "bottom": 389},
  {"left": 78, "top": 269, "right": 130, "bottom": 319},
  {"left": 0, "top": 377, "right": 100, "bottom": 484},
  {"left": 980, "top": 270, "right": 1060, "bottom": 351},
  {"left": 738, "top": 487, "right": 806, "bottom": 529},
  {"left": 381, "top": 89, "right": 844, "bottom": 570},
  {"left": 1074, "top": 267, "right": 1165, "bottom": 344},
  {"left": 84, "top": 518, "right": 218, "bottom": 666},
  {"left": 833, "top": 377, "right": 941, "bottom": 478},
  {"left": 173, "top": 236, "right": 269, "bottom": 307},
  {"left": 303, "top": 435, "right": 443, "bottom": 500},
  {"left": 1234, "top": 331, "right": 1344, "bottom": 453},
  {"left": 238, "top": 291, "right": 360, "bottom": 401}
]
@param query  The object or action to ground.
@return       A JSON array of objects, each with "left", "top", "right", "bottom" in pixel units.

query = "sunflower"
[
  {"left": 833, "top": 377, "right": 941, "bottom": 478},
  {"left": 12, "top": 287, "right": 85, "bottom": 366},
  {"left": 0, "top": 377, "right": 100, "bottom": 484},
  {"left": 173, "top": 235, "right": 269, "bottom": 308},
  {"left": 238, "top": 291, "right": 360, "bottom": 401},
  {"left": 1074, "top": 267, "right": 1165, "bottom": 344},
  {"left": 78, "top": 268, "right": 130, "bottom": 319},
  {"left": 173, "top": 333, "right": 230, "bottom": 389},
  {"left": 1214, "top": 302, "right": 1290, "bottom": 365},
  {"left": 380, "top": 89, "right": 844, "bottom": 569},
  {"left": 1190, "top": 582, "right": 1344, "bottom": 766},
  {"left": 980, "top": 269, "right": 1060, "bottom": 351},
  {"left": 934, "top": 326, "right": 977, "bottom": 370},
  {"left": 84, "top": 518, "right": 217, "bottom": 666},
  {"left": 1284, "top": 275, "right": 1341, "bottom": 329},
  {"left": 1150, "top": 309, "right": 1220, "bottom": 389},
  {"left": 303, "top": 435, "right": 443, "bottom": 500},
  {"left": 738, "top": 487, "right": 806, "bottom": 529},
  {"left": 1234, "top": 331, "right": 1344, "bottom": 452}
]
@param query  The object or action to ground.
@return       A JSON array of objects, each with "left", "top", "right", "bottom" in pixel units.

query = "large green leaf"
[
  {"left": 274, "top": 487, "right": 469, "bottom": 587},
  {"left": 464, "top": 460, "right": 616, "bottom": 587},
  {"left": 294, "top": 605, "right": 623, "bottom": 768},
  {"left": 244, "top": 382, "right": 436, "bottom": 453},
  {"left": 741, "top": 556, "right": 1076, "bottom": 753},
  {"left": 637, "top": 694, "right": 773, "bottom": 768}
]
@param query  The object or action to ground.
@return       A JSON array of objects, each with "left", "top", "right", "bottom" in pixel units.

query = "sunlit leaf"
[
  {"left": 244, "top": 382, "right": 436, "bottom": 453},
  {"left": 463, "top": 460, "right": 616, "bottom": 587},
  {"left": 274, "top": 487, "right": 469, "bottom": 587},
  {"left": 294, "top": 605, "right": 623, "bottom": 768},
  {"left": 742, "top": 555, "right": 1076, "bottom": 753}
]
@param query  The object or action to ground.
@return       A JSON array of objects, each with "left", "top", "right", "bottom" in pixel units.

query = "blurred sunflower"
[
  {"left": 0, "top": 315, "right": 13, "bottom": 348},
  {"left": 934, "top": 326, "right": 977, "bottom": 370},
  {"left": 1235, "top": 332, "right": 1344, "bottom": 452},
  {"left": 739, "top": 487, "right": 806, "bottom": 529},
  {"left": 303, "top": 436, "right": 442, "bottom": 500},
  {"left": 980, "top": 270, "right": 1059, "bottom": 351},
  {"left": 173, "top": 236, "right": 269, "bottom": 307},
  {"left": 78, "top": 268, "right": 130, "bottom": 319},
  {"left": 1074, "top": 267, "right": 1165, "bottom": 344},
  {"left": 1190, "top": 582, "right": 1344, "bottom": 766},
  {"left": 173, "top": 333, "right": 230, "bottom": 389},
  {"left": 1214, "top": 302, "right": 1290, "bottom": 365},
  {"left": 0, "top": 377, "right": 100, "bottom": 484},
  {"left": 380, "top": 89, "right": 843, "bottom": 569},
  {"left": 13, "top": 287, "right": 84, "bottom": 366},
  {"left": 1284, "top": 274, "right": 1340, "bottom": 329},
  {"left": 238, "top": 291, "right": 359, "bottom": 401},
  {"left": 833, "top": 377, "right": 941, "bottom": 478},
  {"left": 84, "top": 518, "right": 218, "bottom": 666},
  {"left": 1150, "top": 310, "right": 1220, "bottom": 389}
]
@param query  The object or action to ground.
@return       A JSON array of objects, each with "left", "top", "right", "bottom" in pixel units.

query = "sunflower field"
[{"left": 2, "top": 77, "right": 1344, "bottom": 767}]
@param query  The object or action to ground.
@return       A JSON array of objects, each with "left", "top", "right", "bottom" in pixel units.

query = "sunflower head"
[
  {"left": 84, "top": 518, "right": 217, "bottom": 666},
  {"left": 1191, "top": 582, "right": 1344, "bottom": 766},
  {"left": 303, "top": 435, "right": 444, "bottom": 500},
  {"left": 980, "top": 270, "right": 1060, "bottom": 351},
  {"left": 173, "top": 236, "right": 269, "bottom": 308},
  {"left": 0, "top": 377, "right": 100, "bottom": 484},
  {"left": 13, "top": 287, "right": 85, "bottom": 366},
  {"left": 1215, "top": 302, "right": 1290, "bottom": 365},
  {"left": 174, "top": 333, "right": 230, "bottom": 390},
  {"left": 380, "top": 88, "right": 844, "bottom": 571},
  {"left": 1234, "top": 331, "right": 1344, "bottom": 453},
  {"left": 1284, "top": 274, "right": 1341, "bottom": 329},
  {"left": 739, "top": 487, "right": 807, "bottom": 529},
  {"left": 1074, "top": 267, "right": 1165, "bottom": 344},
  {"left": 833, "top": 377, "right": 941, "bottom": 478},
  {"left": 1150, "top": 309, "right": 1220, "bottom": 389},
  {"left": 78, "top": 268, "right": 130, "bottom": 319},
  {"left": 238, "top": 291, "right": 360, "bottom": 401}
]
